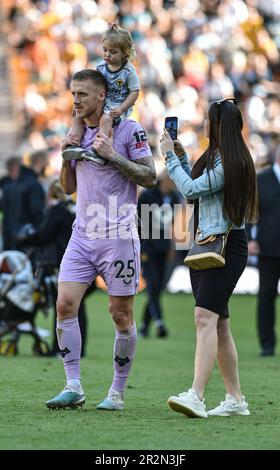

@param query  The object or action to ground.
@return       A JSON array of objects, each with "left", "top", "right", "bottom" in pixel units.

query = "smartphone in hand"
[{"left": 165, "top": 116, "right": 178, "bottom": 140}]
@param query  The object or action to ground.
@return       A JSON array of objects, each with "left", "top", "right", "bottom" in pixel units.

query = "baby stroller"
[{"left": 0, "top": 250, "right": 52, "bottom": 356}]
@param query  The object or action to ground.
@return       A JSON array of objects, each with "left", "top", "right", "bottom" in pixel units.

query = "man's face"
[
  {"left": 10, "top": 163, "right": 20, "bottom": 180},
  {"left": 71, "top": 79, "right": 105, "bottom": 119}
]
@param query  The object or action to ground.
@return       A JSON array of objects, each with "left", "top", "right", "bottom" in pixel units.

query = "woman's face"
[{"left": 203, "top": 112, "right": 210, "bottom": 138}]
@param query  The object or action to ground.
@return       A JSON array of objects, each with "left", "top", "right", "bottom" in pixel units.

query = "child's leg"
[
  {"left": 67, "top": 118, "right": 84, "bottom": 144},
  {"left": 99, "top": 113, "right": 113, "bottom": 138},
  {"left": 62, "top": 117, "right": 86, "bottom": 160}
]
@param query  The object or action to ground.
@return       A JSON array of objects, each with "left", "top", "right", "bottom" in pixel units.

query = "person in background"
[
  {"left": 160, "top": 98, "right": 258, "bottom": 418},
  {"left": 0, "top": 157, "right": 21, "bottom": 189},
  {"left": 248, "top": 142, "right": 280, "bottom": 357},
  {"left": 12, "top": 150, "right": 48, "bottom": 269},
  {"left": 0, "top": 157, "right": 21, "bottom": 250},
  {"left": 20, "top": 180, "right": 89, "bottom": 357},
  {"left": 138, "top": 170, "right": 180, "bottom": 338},
  {"left": 14, "top": 150, "right": 48, "bottom": 245}
]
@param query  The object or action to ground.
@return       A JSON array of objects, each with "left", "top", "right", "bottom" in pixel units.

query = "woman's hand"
[
  {"left": 174, "top": 139, "right": 185, "bottom": 158},
  {"left": 160, "top": 129, "right": 175, "bottom": 156}
]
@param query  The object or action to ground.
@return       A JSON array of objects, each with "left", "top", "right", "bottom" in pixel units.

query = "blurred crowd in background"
[{"left": 1, "top": 0, "right": 280, "bottom": 177}]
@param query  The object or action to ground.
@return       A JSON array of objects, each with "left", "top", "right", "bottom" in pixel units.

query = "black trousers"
[
  {"left": 141, "top": 251, "right": 168, "bottom": 328},
  {"left": 257, "top": 256, "right": 280, "bottom": 352}
]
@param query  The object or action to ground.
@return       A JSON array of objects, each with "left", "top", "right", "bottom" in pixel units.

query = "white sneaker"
[
  {"left": 167, "top": 388, "right": 207, "bottom": 418},
  {"left": 207, "top": 394, "right": 250, "bottom": 417}
]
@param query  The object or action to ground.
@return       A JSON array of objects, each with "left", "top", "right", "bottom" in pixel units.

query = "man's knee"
[
  {"left": 56, "top": 294, "right": 77, "bottom": 320},
  {"left": 109, "top": 298, "right": 133, "bottom": 329}
]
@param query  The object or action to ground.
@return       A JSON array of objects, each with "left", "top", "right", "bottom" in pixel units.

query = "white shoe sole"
[
  {"left": 83, "top": 155, "right": 107, "bottom": 165},
  {"left": 46, "top": 398, "right": 85, "bottom": 410},
  {"left": 96, "top": 404, "right": 124, "bottom": 411},
  {"left": 63, "top": 148, "right": 107, "bottom": 165},
  {"left": 167, "top": 398, "right": 207, "bottom": 418},
  {"left": 207, "top": 409, "right": 250, "bottom": 417}
]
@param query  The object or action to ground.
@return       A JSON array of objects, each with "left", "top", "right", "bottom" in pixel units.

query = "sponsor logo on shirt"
[{"left": 133, "top": 130, "right": 148, "bottom": 149}]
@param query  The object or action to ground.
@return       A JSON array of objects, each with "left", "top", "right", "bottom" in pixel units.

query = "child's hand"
[
  {"left": 110, "top": 107, "right": 123, "bottom": 118},
  {"left": 61, "top": 135, "right": 80, "bottom": 151}
]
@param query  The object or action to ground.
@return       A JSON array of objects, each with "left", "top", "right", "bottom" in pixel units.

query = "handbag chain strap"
[
  {"left": 195, "top": 223, "right": 233, "bottom": 245},
  {"left": 224, "top": 223, "right": 233, "bottom": 240}
]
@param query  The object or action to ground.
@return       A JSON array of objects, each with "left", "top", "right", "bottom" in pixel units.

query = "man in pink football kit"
[{"left": 46, "top": 69, "right": 156, "bottom": 410}]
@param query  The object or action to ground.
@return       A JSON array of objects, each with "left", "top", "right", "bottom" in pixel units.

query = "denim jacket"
[{"left": 165, "top": 151, "right": 244, "bottom": 240}]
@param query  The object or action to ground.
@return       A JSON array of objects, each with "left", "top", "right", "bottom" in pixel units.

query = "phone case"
[{"left": 165, "top": 117, "right": 178, "bottom": 140}]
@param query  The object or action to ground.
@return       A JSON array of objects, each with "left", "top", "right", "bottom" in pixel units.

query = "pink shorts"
[{"left": 58, "top": 229, "right": 140, "bottom": 296}]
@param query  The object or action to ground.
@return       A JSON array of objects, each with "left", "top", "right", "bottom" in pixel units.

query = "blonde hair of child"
[{"left": 102, "top": 21, "right": 136, "bottom": 62}]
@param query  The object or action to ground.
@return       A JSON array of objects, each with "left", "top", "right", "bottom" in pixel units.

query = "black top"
[
  {"left": 248, "top": 166, "right": 280, "bottom": 258},
  {"left": 32, "top": 200, "right": 75, "bottom": 267},
  {"left": 137, "top": 185, "right": 180, "bottom": 254},
  {"left": 16, "top": 167, "right": 45, "bottom": 227},
  {"left": 0, "top": 166, "right": 44, "bottom": 249}
]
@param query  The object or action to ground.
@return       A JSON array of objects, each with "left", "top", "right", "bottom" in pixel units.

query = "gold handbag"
[{"left": 184, "top": 226, "right": 232, "bottom": 270}]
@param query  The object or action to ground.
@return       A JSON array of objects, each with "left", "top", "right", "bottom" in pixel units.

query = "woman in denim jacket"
[{"left": 161, "top": 99, "right": 258, "bottom": 418}]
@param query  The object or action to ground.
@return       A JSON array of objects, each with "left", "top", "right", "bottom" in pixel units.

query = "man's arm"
[
  {"left": 111, "top": 153, "right": 157, "bottom": 188},
  {"left": 93, "top": 132, "right": 157, "bottom": 188},
  {"left": 59, "top": 160, "right": 77, "bottom": 195}
]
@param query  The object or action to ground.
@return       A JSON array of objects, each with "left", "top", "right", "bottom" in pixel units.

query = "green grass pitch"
[{"left": 1, "top": 291, "right": 280, "bottom": 450}]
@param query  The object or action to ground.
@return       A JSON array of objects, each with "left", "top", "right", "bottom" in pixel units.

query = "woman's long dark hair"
[{"left": 191, "top": 100, "right": 258, "bottom": 226}]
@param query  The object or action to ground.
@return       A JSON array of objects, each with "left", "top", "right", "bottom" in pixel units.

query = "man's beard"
[{"left": 76, "top": 107, "right": 96, "bottom": 119}]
